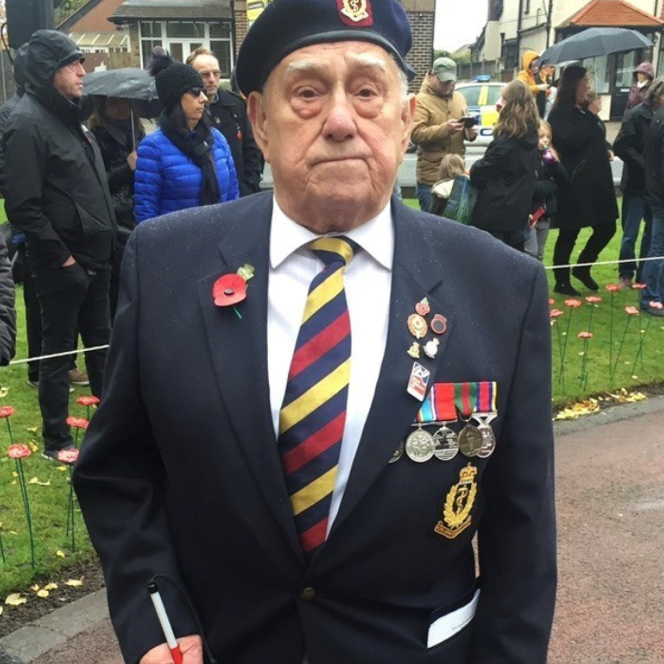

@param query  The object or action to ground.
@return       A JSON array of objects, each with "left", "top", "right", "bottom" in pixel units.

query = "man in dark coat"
[
  {"left": 614, "top": 78, "right": 664, "bottom": 288},
  {"left": 73, "top": 2, "right": 557, "bottom": 663},
  {"left": 0, "top": 233, "right": 17, "bottom": 378},
  {"left": 187, "top": 47, "right": 263, "bottom": 197},
  {"left": 3, "top": 30, "right": 116, "bottom": 462}
]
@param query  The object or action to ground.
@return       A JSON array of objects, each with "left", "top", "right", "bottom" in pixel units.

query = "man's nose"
[{"left": 323, "top": 94, "right": 357, "bottom": 141}]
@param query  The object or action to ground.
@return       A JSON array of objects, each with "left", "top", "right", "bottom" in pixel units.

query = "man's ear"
[
  {"left": 400, "top": 93, "right": 417, "bottom": 154},
  {"left": 247, "top": 91, "right": 270, "bottom": 163}
]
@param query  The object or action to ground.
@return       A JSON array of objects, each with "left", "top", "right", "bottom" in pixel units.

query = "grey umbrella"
[{"left": 539, "top": 28, "right": 653, "bottom": 66}]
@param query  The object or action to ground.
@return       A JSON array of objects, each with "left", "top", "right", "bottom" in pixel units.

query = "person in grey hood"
[{"left": 3, "top": 30, "right": 116, "bottom": 464}]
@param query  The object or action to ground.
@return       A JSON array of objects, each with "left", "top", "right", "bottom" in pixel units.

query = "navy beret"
[{"left": 236, "top": 0, "right": 412, "bottom": 96}]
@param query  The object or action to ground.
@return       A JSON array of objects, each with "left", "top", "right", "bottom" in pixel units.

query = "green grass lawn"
[{"left": 0, "top": 198, "right": 660, "bottom": 596}]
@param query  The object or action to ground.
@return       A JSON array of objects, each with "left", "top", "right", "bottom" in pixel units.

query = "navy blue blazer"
[{"left": 74, "top": 193, "right": 556, "bottom": 664}]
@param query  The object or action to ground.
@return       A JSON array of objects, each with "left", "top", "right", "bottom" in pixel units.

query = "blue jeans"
[
  {"left": 640, "top": 209, "right": 664, "bottom": 308},
  {"left": 416, "top": 182, "right": 433, "bottom": 213},
  {"left": 619, "top": 193, "right": 652, "bottom": 281}
]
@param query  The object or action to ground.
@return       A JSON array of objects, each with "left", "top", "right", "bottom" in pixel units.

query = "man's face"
[
  {"left": 248, "top": 41, "right": 415, "bottom": 233},
  {"left": 190, "top": 54, "right": 222, "bottom": 102},
  {"left": 53, "top": 60, "right": 85, "bottom": 100},
  {"left": 430, "top": 74, "right": 455, "bottom": 98}
]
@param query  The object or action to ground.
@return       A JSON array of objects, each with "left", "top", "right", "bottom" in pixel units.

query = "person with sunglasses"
[{"left": 134, "top": 49, "right": 239, "bottom": 223}]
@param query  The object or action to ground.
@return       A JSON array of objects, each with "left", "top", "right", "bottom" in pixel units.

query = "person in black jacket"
[
  {"left": 187, "top": 47, "right": 263, "bottom": 196},
  {"left": 469, "top": 79, "right": 539, "bottom": 251},
  {"left": 640, "top": 85, "right": 664, "bottom": 317},
  {"left": 3, "top": 30, "right": 116, "bottom": 463},
  {"left": 87, "top": 96, "right": 145, "bottom": 318},
  {"left": 548, "top": 66, "right": 618, "bottom": 295},
  {"left": 613, "top": 78, "right": 664, "bottom": 289}
]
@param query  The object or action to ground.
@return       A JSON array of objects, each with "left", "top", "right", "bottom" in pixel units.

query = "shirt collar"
[{"left": 270, "top": 196, "right": 394, "bottom": 271}]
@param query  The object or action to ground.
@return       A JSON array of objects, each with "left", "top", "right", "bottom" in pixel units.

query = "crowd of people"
[
  {"left": 0, "top": 30, "right": 262, "bottom": 464},
  {"left": 414, "top": 52, "right": 664, "bottom": 309}
]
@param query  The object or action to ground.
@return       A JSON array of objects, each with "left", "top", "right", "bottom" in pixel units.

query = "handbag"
[{"left": 444, "top": 175, "right": 477, "bottom": 225}]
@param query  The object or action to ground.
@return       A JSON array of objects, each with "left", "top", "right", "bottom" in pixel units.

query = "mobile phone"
[{"left": 458, "top": 116, "right": 478, "bottom": 128}]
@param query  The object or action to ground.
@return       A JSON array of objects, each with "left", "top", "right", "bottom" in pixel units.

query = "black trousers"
[
  {"left": 18, "top": 246, "right": 42, "bottom": 383},
  {"left": 31, "top": 261, "right": 111, "bottom": 451},
  {"left": 553, "top": 223, "right": 616, "bottom": 285}
]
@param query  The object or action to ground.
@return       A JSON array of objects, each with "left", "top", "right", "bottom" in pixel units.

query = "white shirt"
[{"left": 267, "top": 198, "right": 393, "bottom": 532}]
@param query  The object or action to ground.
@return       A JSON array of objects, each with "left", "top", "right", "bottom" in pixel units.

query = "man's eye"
[
  {"left": 357, "top": 88, "right": 377, "bottom": 98},
  {"left": 298, "top": 88, "right": 319, "bottom": 99}
]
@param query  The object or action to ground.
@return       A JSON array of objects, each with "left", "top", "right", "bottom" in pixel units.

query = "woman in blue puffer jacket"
[{"left": 135, "top": 49, "right": 239, "bottom": 223}]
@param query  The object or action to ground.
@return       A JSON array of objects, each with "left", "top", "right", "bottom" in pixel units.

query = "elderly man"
[
  {"left": 186, "top": 47, "right": 264, "bottom": 197},
  {"left": 74, "top": 1, "right": 556, "bottom": 663},
  {"left": 412, "top": 57, "right": 477, "bottom": 212},
  {"left": 4, "top": 30, "right": 115, "bottom": 463}
]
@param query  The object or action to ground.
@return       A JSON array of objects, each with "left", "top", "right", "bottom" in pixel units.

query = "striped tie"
[{"left": 278, "top": 236, "right": 359, "bottom": 559}]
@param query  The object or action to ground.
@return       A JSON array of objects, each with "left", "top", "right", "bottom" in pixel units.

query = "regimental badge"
[
  {"left": 407, "top": 342, "right": 421, "bottom": 358},
  {"left": 337, "top": 0, "right": 373, "bottom": 26},
  {"left": 434, "top": 464, "right": 478, "bottom": 539},
  {"left": 407, "top": 313, "right": 428, "bottom": 339}
]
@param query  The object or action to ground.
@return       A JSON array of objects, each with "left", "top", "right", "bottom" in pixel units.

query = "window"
[
  {"left": 458, "top": 85, "right": 481, "bottom": 106},
  {"left": 139, "top": 20, "right": 234, "bottom": 77},
  {"left": 615, "top": 52, "right": 637, "bottom": 88}
]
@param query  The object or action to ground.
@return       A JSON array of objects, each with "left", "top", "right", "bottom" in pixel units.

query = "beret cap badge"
[{"left": 338, "top": 0, "right": 373, "bottom": 26}]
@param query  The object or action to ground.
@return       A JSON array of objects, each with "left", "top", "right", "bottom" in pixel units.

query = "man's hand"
[
  {"left": 464, "top": 126, "right": 478, "bottom": 140},
  {"left": 62, "top": 256, "right": 76, "bottom": 267},
  {"left": 445, "top": 119, "right": 465, "bottom": 132},
  {"left": 139, "top": 635, "right": 204, "bottom": 664},
  {"left": 538, "top": 83, "right": 549, "bottom": 92}
]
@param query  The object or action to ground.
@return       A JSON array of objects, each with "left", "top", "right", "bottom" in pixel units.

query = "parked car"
[{"left": 456, "top": 80, "right": 504, "bottom": 146}]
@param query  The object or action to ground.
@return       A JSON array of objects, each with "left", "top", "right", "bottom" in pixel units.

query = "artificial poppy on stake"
[
  {"left": 558, "top": 299, "right": 582, "bottom": 391},
  {"left": 0, "top": 406, "right": 16, "bottom": 445},
  {"left": 584, "top": 296, "right": 602, "bottom": 343},
  {"left": 577, "top": 331, "right": 594, "bottom": 388},
  {"left": 66, "top": 417, "right": 89, "bottom": 448},
  {"left": 605, "top": 284, "right": 622, "bottom": 368},
  {"left": 6, "top": 444, "right": 36, "bottom": 567},
  {"left": 631, "top": 301, "right": 663, "bottom": 374},
  {"left": 76, "top": 395, "right": 99, "bottom": 419},
  {"left": 63, "top": 448, "right": 81, "bottom": 551},
  {"left": 611, "top": 307, "right": 641, "bottom": 380},
  {"left": 212, "top": 264, "right": 255, "bottom": 320}
]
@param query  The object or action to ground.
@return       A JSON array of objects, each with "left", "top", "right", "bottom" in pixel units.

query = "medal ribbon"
[
  {"left": 477, "top": 381, "right": 497, "bottom": 412},
  {"left": 416, "top": 389, "right": 435, "bottom": 423},
  {"left": 454, "top": 382, "right": 478, "bottom": 418},
  {"left": 416, "top": 383, "right": 458, "bottom": 422}
]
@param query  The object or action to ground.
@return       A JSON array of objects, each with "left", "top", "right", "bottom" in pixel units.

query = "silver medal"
[
  {"left": 458, "top": 424, "right": 483, "bottom": 457},
  {"left": 405, "top": 428, "right": 435, "bottom": 463},
  {"left": 389, "top": 441, "right": 405, "bottom": 464},
  {"left": 474, "top": 412, "right": 497, "bottom": 459},
  {"left": 432, "top": 425, "right": 459, "bottom": 461}
]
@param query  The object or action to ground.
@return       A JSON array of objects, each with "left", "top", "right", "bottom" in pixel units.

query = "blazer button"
[{"left": 300, "top": 587, "right": 316, "bottom": 601}]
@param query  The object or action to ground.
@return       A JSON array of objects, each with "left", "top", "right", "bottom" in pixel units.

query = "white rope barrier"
[{"left": 5, "top": 255, "right": 662, "bottom": 368}]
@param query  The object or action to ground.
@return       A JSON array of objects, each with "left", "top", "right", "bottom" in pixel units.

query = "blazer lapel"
[
  {"left": 196, "top": 196, "right": 303, "bottom": 562},
  {"left": 331, "top": 204, "right": 456, "bottom": 532}
]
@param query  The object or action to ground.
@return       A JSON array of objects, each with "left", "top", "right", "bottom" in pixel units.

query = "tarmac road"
[{"left": 2, "top": 396, "right": 663, "bottom": 664}]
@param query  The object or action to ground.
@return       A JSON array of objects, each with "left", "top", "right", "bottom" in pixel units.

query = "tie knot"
[{"left": 309, "top": 236, "right": 360, "bottom": 267}]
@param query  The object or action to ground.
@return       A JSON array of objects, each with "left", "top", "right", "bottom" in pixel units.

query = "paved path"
[{"left": 2, "top": 396, "right": 663, "bottom": 664}]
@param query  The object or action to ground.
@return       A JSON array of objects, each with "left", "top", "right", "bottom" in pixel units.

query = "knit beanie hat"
[{"left": 147, "top": 48, "right": 204, "bottom": 111}]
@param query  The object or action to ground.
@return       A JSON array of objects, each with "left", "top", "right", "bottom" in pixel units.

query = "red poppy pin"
[{"left": 212, "top": 264, "right": 255, "bottom": 319}]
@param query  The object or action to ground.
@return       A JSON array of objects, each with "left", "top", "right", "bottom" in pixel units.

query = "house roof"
[
  {"left": 109, "top": 0, "right": 232, "bottom": 23},
  {"left": 59, "top": 0, "right": 128, "bottom": 32},
  {"left": 561, "top": 0, "right": 663, "bottom": 28}
]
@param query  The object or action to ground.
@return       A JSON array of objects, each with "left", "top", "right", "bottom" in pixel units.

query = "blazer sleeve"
[
  {"left": 73, "top": 234, "right": 198, "bottom": 664},
  {"left": 470, "top": 266, "right": 557, "bottom": 664},
  {"left": 134, "top": 138, "right": 162, "bottom": 224}
]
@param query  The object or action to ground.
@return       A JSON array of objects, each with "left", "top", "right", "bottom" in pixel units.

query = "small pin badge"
[
  {"left": 415, "top": 298, "right": 431, "bottom": 316},
  {"left": 407, "top": 342, "right": 421, "bottom": 358},
  {"left": 407, "top": 361, "right": 430, "bottom": 401},
  {"left": 423, "top": 338, "right": 440, "bottom": 359},
  {"left": 431, "top": 314, "right": 448, "bottom": 335},
  {"left": 407, "top": 313, "right": 428, "bottom": 339}
]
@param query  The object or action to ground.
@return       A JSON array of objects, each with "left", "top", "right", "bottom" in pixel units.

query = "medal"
[
  {"left": 432, "top": 425, "right": 459, "bottom": 461},
  {"left": 407, "top": 313, "right": 428, "bottom": 339},
  {"left": 389, "top": 441, "right": 404, "bottom": 464},
  {"left": 474, "top": 412, "right": 497, "bottom": 458},
  {"left": 458, "top": 421, "right": 483, "bottom": 457},
  {"left": 405, "top": 426, "right": 435, "bottom": 463}
]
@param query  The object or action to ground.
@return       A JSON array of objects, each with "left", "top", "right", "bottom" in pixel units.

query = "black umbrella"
[
  {"left": 539, "top": 28, "right": 653, "bottom": 66},
  {"left": 83, "top": 67, "right": 162, "bottom": 118}
]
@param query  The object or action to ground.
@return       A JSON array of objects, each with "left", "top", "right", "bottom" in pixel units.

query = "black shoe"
[
  {"left": 553, "top": 283, "right": 580, "bottom": 296},
  {"left": 572, "top": 267, "right": 599, "bottom": 291},
  {"left": 640, "top": 305, "right": 664, "bottom": 317},
  {"left": 41, "top": 446, "right": 78, "bottom": 465}
]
